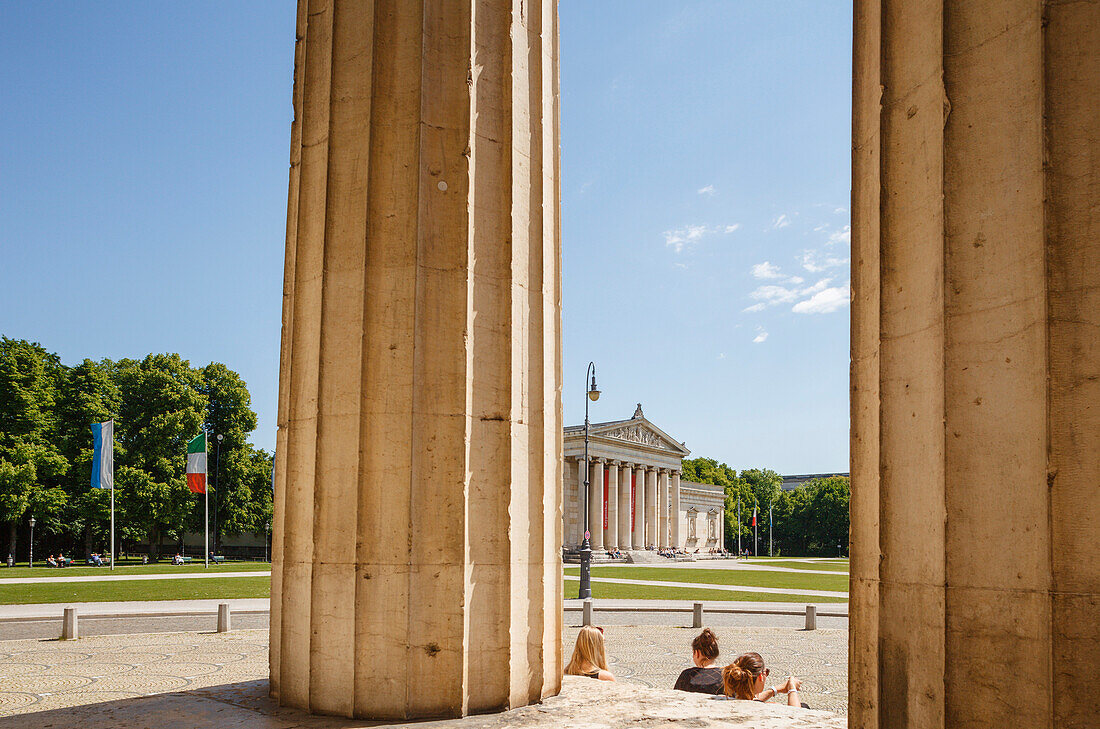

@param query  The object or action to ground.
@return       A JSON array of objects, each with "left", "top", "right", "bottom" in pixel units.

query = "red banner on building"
[
  {"left": 630, "top": 473, "right": 636, "bottom": 534},
  {"left": 603, "top": 467, "right": 609, "bottom": 529}
]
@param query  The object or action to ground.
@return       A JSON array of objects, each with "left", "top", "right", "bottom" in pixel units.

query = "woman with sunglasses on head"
[
  {"left": 673, "top": 628, "right": 723, "bottom": 694},
  {"left": 564, "top": 625, "right": 616, "bottom": 682},
  {"left": 722, "top": 652, "right": 804, "bottom": 707}
]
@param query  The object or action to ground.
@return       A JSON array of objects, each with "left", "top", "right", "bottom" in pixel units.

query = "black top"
[
  {"left": 673, "top": 666, "right": 724, "bottom": 695},
  {"left": 584, "top": 670, "right": 601, "bottom": 679}
]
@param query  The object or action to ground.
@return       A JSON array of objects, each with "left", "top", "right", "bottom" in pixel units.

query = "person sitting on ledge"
[
  {"left": 721, "top": 652, "right": 805, "bottom": 707},
  {"left": 673, "top": 628, "right": 723, "bottom": 694},
  {"left": 564, "top": 625, "right": 616, "bottom": 682}
]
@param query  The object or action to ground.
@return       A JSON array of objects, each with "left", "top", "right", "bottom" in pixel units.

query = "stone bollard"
[
  {"left": 582, "top": 599, "right": 593, "bottom": 627},
  {"left": 805, "top": 604, "right": 817, "bottom": 631},
  {"left": 217, "top": 603, "right": 231, "bottom": 633},
  {"left": 692, "top": 602, "right": 703, "bottom": 629},
  {"left": 62, "top": 607, "right": 78, "bottom": 640}
]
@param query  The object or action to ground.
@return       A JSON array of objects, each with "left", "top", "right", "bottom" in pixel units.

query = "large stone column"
[
  {"left": 617, "top": 463, "right": 632, "bottom": 550},
  {"left": 645, "top": 467, "right": 658, "bottom": 548},
  {"left": 655, "top": 470, "right": 664, "bottom": 545},
  {"left": 587, "top": 458, "right": 604, "bottom": 551},
  {"left": 604, "top": 460, "right": 618, "bottom": 550},
  {"left": 670, "top": 470, "right": 681, "bottom": 549},
  {"left": 850, "top": 2, "right": 1099, "bottom": 728},
  {"left": 271, "top": 0, "right": 562, "bottom": 719},
  {"left": 632, "top": 464, "right": 645, "bottom": 549}
]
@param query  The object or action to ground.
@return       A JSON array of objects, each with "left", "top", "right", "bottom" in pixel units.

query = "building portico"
[{"left": 563, "top": 405, "right": 723, "bottom": 553}]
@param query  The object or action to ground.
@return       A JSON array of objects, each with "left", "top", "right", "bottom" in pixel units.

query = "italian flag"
[{"left": 187, "top": 433, "right": 207, "bottom": 494}]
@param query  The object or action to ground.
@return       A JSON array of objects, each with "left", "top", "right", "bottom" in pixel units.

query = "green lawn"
[
  {"left": 0, "top": 576, "right": 271, "bottom": 604},
  {"left": 562, "top": 577, "right": 846, "bottom": 603},
  {"left": 562, "top": 566, "right": 848, "bottom": 592},
  {"left": 742, "top": 559, "right": 850, "bottom": 572},
  {"left": 0, "top": 561, "right": 271, "bottom": 579}
]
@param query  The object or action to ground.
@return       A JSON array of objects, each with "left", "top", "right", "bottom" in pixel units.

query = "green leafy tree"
[
  {"left": 0, "top": 338, "right": 69, "bottom": 558},
  {"left": 113, "top": 354, "right": 207, "bottom": 560},
  {"left": 198, "top": 362, "right": 270, "bottom": 550},
  {"left": 54, "top": 359, "right": 120, "bottom": 554}
]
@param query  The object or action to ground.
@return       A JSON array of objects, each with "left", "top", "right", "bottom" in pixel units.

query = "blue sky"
[{"left": 1, "top": 2, "right": 852, "bottom": 473}]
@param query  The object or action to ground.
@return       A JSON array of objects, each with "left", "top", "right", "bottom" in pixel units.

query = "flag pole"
[
  {"left": 110, "top": 478, "right": 115, "bottom": 571},
  {"left": 204, "top": 473, "right": 209, "bottom": 569},
  {"left": 737, "top": 497, "right": 741, "bottom": 557}
]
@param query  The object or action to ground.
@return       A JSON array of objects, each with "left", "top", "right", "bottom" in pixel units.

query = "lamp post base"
[{"left": 578, "top": 540, "right": 593, "bottom": 599}]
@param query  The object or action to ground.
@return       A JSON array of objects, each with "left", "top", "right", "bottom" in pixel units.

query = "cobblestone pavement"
[{"left": 0, "top": 626, "right": 847, "bottom": 719}]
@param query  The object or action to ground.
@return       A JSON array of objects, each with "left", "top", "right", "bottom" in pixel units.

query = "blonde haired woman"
[{"left": 564, "top": 625, "right": 616, "bottom": 682}]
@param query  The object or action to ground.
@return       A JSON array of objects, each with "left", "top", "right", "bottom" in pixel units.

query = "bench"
[{"left": 211, "top": 555, "right": 225, "bottom": 564}]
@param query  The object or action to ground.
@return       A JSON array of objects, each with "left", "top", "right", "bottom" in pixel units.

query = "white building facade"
[{"left": 563, "top": 405, "right": 725, "bottom": 552}]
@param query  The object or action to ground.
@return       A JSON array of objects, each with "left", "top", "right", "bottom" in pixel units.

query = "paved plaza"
[{"left": 0, "top": 624, "right": 846, "bottom": 723}]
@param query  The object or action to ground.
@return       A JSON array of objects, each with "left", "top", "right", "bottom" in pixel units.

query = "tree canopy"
[
  {"left": 682, "top": 456, "right": 849, "bottom": 557},
  {"left": 0, "top": 338, "right": 272, "bottom": 560}
]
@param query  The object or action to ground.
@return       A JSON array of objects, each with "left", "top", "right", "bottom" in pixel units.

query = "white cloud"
[
  {"left": 750, "top": 284, "right": 801, "bottom": 305},
  {"left": 827, "top": 225, "right": 851, "bottom": 247},
  {"left": 799, "top": 250, "right": 850, "bottom": 273},
  {"left": 663, "top": 225, "right": 705, "bottom": 253},
  {"left": 753, "top": 327, "right": 769, "bottom": 344},
  {"left": 813, "top": 223, "right": 828, "bottom": 232},
  {"left": 771, "top": 214, "right": 791, "bottom": 230},
  {"left": 792, "top": 282, "right": 851, "bottom": 314},
  {"left": 698, "top": 184, "right": 716, "bottom": 196},
  {"left": 664, "top": 223, "right": 737, "bottom": 253},
  {"left": 834, "top": 207, "right": 847, "bottom": 214},
  {"left": 717, "top": 352, "right": 727, "bottom": 360},
  {"left": 751, "top": 261, "right": 784, "bottom": 279},
  {"left": 742, "top": 302, "right": 766, "bottom": 313}
]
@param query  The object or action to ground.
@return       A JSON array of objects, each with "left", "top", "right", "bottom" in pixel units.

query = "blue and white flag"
[{"left": 90, "top": 420, "right": 114, "bottom": 490}]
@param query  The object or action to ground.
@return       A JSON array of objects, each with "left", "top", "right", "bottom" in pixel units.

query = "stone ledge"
[{"left": 522, "top": 676, "right": 847, "bottom": 728}]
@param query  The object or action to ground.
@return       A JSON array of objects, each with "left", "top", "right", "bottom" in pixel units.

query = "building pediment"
[{"left": 587, "top": 415, "right": 690, "bottom": 456}]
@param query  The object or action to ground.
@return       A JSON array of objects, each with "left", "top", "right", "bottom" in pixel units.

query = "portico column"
[
  {"left": 644, "top": 467, "right": 658, "bottom": 548},
  {"left": 572, "top": 458, "right": 585, "bottom": 547},
  {"left": 587, "top": 458, "right": 604, "bottom": 551},
  {"left": 851, "top": 2, "right": 1099, "bottom": 728},
  {"left": 604, "top": 461, "right": 618, "bottom": 550},
  {"left": 657, "top": 469, "right": 670, "bottom": 548},
  {"left": 617, "top": 463, "right": 631, "bottom": 551},
  {"left": 670, "top": 471, "right": 681, "bottom": 550},
  {"left": 271, "top": 0, "right": 562, "bottom": 719},
  {"left": 631, "top": 464, "right": 645, "bottom": 549}
]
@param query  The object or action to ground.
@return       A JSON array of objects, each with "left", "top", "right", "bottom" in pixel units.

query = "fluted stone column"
[
  {"left": 605, "top": 461, "right": 618, "bottom": 550},
  {"left": 571, "top": 458, "right": 585, "bottom": 547},
  {"left": 632, "top": 464, "right": 645, "bottom": 549},
  {"left": 851, "top": 2, "right": 1099, "bottom": 728},
  {"left": 644, "top": 468, "right": 657, "bottom": 548},
  {"left": 588, "top": 459, "right": 603, "bottom": 551},
  {"left": 617, "top": 463, "right": 631, "bottom": 550},
  {"left": 655, "top": 470, "right": 664, "bottom": 545},
  {"left": 670, "top": 471, "right": 681, "bottom": 550},
  {"left": 271, "top": 0, "right": 562, "bottom": 719}
]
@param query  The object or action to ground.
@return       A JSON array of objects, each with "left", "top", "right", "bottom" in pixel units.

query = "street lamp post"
[
  {"left": 578, "top": 361, "right": 600, "bottom": 600},
  {"left": 214, "top": 434, "right": 223, "bottom": 555},
  {"left": 28, "top": 516, "right": 35, "bottom": 569}
]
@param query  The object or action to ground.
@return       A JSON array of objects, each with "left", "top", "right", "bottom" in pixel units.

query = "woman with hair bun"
[
  {"left": 673, "top": 627, "right": 723, "bottom": 694},
  {"left": 564, "top": 625, "right": 616, "bottom": 682},
  {"left": 722, "top": 651, "right": 804, "bottom": 706}
]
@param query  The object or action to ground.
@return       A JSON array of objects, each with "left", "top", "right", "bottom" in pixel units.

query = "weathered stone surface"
[
  {"left": 271, "top": 0, "right": 563, "bottom": 720},
  {"left": 851, "top": 1, "right": 1100, "bottom": 728}
]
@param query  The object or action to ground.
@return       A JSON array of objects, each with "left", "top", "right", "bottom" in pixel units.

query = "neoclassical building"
[{"left": 563, "top": 405, "right": 725, "bottom": 553}]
